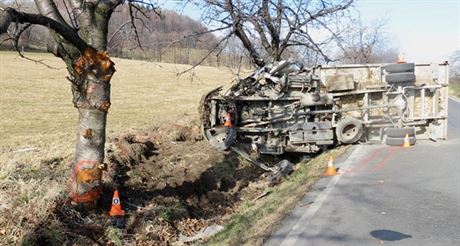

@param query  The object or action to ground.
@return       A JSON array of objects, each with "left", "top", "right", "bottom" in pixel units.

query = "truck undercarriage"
[{"left": 199, "top": 61, "right": 449, "bottom": 171}]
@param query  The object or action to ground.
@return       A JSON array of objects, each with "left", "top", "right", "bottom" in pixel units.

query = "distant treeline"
[{"left": 0, "top": 1, "right": 253, "bottom": 69}]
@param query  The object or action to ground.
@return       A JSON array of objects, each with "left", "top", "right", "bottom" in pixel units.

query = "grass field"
[
  {"left": 0, "top": 51, "right": 237, "bottom": 149},
  {"left": 0, "top": 50, "right": 237, "bottom": 182},
  {"left": 0, "top": 51, "right": 237, "bottom": 244}
]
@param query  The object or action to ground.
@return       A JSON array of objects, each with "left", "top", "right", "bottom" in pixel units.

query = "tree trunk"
[
  {"left": 69, "top": 49, "right": 115, "bottom": 203},
  {"left": 63, "top": 2, "right": 115, "bottom": 203},
  {"left": 0, "top": 0, "right": 118, "bottom": 204},
  {"left": 70, "top": 109, "right": 107, "bottom": 202}
]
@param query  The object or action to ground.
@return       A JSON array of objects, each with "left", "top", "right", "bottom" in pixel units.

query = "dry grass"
[
  {"left": 0, "top": 51, "right": 236, "bottom": 244},
  {"left": 449, "top": 83, "right": 460, "bottom": 99},
  {"left": 0, "top": 51, "right": 237, "bottom": 148}
]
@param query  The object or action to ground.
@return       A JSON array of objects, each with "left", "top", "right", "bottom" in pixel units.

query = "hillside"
[{"left": 0, "top": 1, "right": 237, "bottom": 66}]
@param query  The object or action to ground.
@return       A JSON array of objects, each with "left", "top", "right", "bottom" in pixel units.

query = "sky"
[
  {"left": 163, "top": 0, "right": 460, "bottom": 63},
  {"left": 358, "top": 0, "right": 459, "bottom": 63}
]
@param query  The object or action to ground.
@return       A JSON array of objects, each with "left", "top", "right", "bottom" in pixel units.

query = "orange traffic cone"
[
  {"left": 224, "top": 112, "right": 232, "bottom": 127},
  {"left": 109, "top": 190, "right": 125, "bottom": 217},
  {"left": 324, "top": 156, "right": 337, "bottom": 176},
  {"left": 402, "top": 133, "right": 411, "bottom": 148},
  {"left": 397, "top": 53, "right": 406, "bottom": 63}
]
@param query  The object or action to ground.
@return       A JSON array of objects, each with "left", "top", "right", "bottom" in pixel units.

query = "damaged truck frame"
[{"left": 199, "top": 60, "right": 449, "bottom": 171}]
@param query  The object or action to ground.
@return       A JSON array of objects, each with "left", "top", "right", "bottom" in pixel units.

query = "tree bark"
[{"left": 69, "top": 49, "right": 115, "bottom": 203}]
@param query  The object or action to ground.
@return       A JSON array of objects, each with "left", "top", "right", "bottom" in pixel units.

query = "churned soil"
[
  {"left": 103, "top": 125, "right": 268, "bottom": 244},
  {"left": 25, "top": 124, "right": 277, "bottom": 245}
]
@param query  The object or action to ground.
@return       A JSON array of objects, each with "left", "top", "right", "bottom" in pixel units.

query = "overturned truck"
[{"left": 199, "top": 61, "right": 449, "bottom": 168}]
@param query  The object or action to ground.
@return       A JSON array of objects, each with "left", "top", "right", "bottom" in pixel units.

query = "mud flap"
[
  {"left": 205, "top": 127, "right": 237, "bottom": 151},
  {"left": 230, "top": 146, "right": 293, "bottom": 184},
  {"left": 267, "top": 160, "right": 294, "bottom": 185}
]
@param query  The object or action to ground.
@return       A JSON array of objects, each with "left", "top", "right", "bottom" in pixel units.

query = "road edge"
[
  {"left": 266, "top": 145, "right": 363, "bottom": 246},
  {"left": 449, "top": 96, "right": 460, "bottom": 103}
]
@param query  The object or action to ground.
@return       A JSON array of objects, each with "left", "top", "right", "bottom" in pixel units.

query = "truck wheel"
[
  {"left": 384, "top": 63, "right": 415, "bottom": 73},
  {"left": 385, "top": 72, "right": 416, "bottom": 83},
  {"left": 335, "top": 117, "right": 363, "bottom": 144},
  {"left": 385, "top": 127, "right": 416, "bottom": 138}
]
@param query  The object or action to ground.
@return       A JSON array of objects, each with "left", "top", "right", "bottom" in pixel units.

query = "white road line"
[
  {"left": 449, "top": 97, "right": 460, "bottom": 104},
  {"left": 279, "top": 145, "right": 363, "bottom": 246}
]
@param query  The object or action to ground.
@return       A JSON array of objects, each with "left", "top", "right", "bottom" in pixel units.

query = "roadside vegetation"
[
  {"left": 449, "top": 50, "right": 460, "bottom": 98},
  {"left": 449, "top": 83, "right": 460, "bottom": 98},
  {"left": 206, "top": 147, "right": 348, "bottom": 245}
]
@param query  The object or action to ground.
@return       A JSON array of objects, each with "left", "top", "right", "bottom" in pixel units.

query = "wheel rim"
[{"left": 342, "top": 124, "right": 358, "bottom": 141}]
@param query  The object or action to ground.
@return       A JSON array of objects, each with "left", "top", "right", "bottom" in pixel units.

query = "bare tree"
[
  {"left": 336, "top": 18, "right": 398, "bottom": 64},
  {"left": 0, "top": 0, "right": 158, "bottom": 204},
  {"left": 450, "top": 50, "right": 460, "bottom": 83},
  {"left": 184, "top": 0, "right": 353, "bottom": 67}
]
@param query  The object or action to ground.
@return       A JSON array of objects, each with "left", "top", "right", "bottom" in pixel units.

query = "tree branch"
[
  {"left": 177, "top": 32, "right": 232, "bottom": 76},
  {"left": 107, "top": 20, "right": 132, "bottom": 46},
  {"left": 0, "top": 7, "right": 89, "bottom": 52},
  {"left": 62, "top": 0, "right": 78, "bottom": 29},
  {"left": 261, "top": 0, "right": 279, "bottom": 51},
  {"left": 248, "top": 17, "right": 271, "bottom": 50},
  {"left": 34, "top": 0, "right": 70, "bottom": 28},
  {"left": 302, "top": 0, "right": 353, "bottom": 25},
  {"left": 127, "top": 2, "right": 146, "bottom": 54},
  {"left": 226, "top": 0, "right": 265, "bottom": 67},
  {"left": 15, "top": 25, "right": 61, "bottom": 70}
]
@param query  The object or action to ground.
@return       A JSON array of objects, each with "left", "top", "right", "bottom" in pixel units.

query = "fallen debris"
[
  {"left": 11, "top": 147, "right": 38, "bottom": 153},
  {"left": 252, "top": 190, "right": 272, "bottom": 202},
  {"left": 178, "top": 224, "right": 224, "bottom": 243}
]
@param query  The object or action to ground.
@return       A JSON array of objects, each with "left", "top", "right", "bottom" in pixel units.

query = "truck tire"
[
  {"left": 385, "top": 127, "right": 416, "bottom": 138},
  {"left": 384, "top": 63, "right": 415, "bottom": 73},
  {"left": 386, "top": 136, "right": 416, "bottom": 146},
  {"left": 335, "top": 117, "right": 363, "bottom": 144},
  {"left": 385, "top": 72, "right": 416, "bottom": 84}
]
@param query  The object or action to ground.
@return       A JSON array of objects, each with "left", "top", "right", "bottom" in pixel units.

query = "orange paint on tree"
[
  {"left": 99, "top": 101, "right": 111, "bottom": 112},
  {"left": 81, "top": 128, "right": 92, "bottom": 139},
  {"left": 69, "top": 160, "right": 103, "bottom": 203},
  {"left": 73, "top": 48, "right": 115, "bottom": 76}
]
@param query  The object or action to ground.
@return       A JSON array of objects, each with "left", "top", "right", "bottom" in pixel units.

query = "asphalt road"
[{"left": 266, "top": 98, "right": 460, "bottom": 246}]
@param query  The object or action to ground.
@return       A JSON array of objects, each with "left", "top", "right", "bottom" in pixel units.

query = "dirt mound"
[
  {"left": 23, "top": 124, "right": 271, "bottom": 245},
  {"left": 105, "top": 125, "right": 268, "bottom": 244}
]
